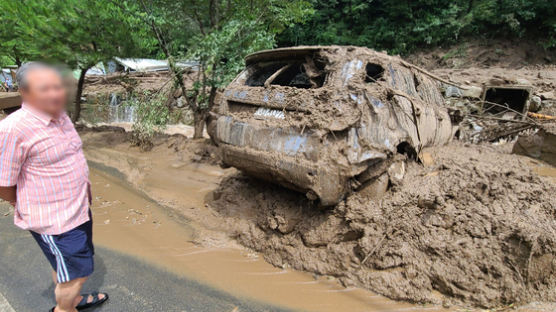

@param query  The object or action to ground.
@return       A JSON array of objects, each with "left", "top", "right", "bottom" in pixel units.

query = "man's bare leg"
[
  {"left": 51, "top": 272, "right": 106, "bottom": 309},
  {"left": 52, "top": 271, "right": 57, "bottom": 285},
  {"left": 53, "top": 277, "right": 86, "bottom": 312}
]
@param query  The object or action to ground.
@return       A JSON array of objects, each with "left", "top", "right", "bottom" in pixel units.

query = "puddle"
[
  {"left": 526, "top": 159, "right": 556, "bottom": 181},
  {"left": 89, "top": 168, "right": 449, "bottom": 312},
  {"left": 533, "top": 164, "right": 556, "bottom": 179}
]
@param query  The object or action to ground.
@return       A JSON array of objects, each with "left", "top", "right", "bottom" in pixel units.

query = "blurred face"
[{"left": 20, "top": 69, "right": 67, "bottom": 116}]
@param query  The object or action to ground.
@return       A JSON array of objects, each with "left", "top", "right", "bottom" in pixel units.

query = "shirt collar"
[{"left": 21, "top": 103, "right": 67, "bottom": 126}]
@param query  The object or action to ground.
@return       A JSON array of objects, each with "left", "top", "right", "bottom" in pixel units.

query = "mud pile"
[
  {"left": 406, "top": 39, "right": 556, "bottom": 69},
  {"left": 209, "top": 142, "right": 556, "bottom": 308}
]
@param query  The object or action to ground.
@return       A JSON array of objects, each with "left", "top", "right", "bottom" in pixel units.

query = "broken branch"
[
  {"left": 527, "top": 112, "right": 556, "bottom": 120},
  {"left": 361, "top": 233, "right": 387, "bottom": 265},
  {"left": 399, "top": 60, "right": 468, "bottom": 89},
  {"left": 264, "top": 64, "right": 292, "bottom": 88}
]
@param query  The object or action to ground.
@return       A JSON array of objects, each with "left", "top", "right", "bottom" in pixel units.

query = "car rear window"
[
  {"left": 245, "top": 58, "right": 326, "bottom": 89},
  {"left": 245, "top": 62, "right": 286, "bottom": 87}
]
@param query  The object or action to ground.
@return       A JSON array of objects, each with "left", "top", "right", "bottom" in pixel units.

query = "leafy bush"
[{"left": 128, "top": 91, "right": 170, "bottom": 150}]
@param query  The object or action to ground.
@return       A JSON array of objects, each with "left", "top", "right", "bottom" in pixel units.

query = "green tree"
[
  {"left": 130, "top": 0, "right": 313, "bottom": 138},
  {"left": 279, "top": 0, "right": 556, "bottom": 54},
  {"left": 0, "top": 14, "right": 38, "bottom": 67},
  {"left": 0, "top": 0, "right": 156, "bottom": 121}
]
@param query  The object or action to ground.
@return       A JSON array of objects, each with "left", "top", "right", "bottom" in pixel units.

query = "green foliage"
[
  {"left": 279, "top": 0, "right": 556, "bottom": 54},
  {"left": 181, "top": 0, "right": 312, "bottom": 110},
  {"left": 0, "top": 56, "right": 15, "bottom": 68},
  {"left": 0, "top": 0, "right": 158, "bottom": 121},
  {"left": 185, "top": 19, "right": 275, "bottom": 112},
  {"left": 131, "top": 0, "right": 313, "bottom": 137},
  {"left": 0, "top": 0, "right": 156, "bottom": 68},
  {"left": 128, "top": 91, "right": 170, "bottom": 150}
]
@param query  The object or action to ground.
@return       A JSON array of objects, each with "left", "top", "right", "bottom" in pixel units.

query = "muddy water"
[
  {"left": 89, "top": 168, "right": 447, "bottom": 312},
  {"left": 533, "top": 164, "right": 556, "bottom": 180},
  {"left": 525, "top": 158, "right": 556, "bottom": 182}
]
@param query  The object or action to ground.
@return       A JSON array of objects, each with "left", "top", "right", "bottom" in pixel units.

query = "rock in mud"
[
  {"left": 539, "top": 91, "right": 555, "bottom": 100},
  {"left": 444, "top": 85, "right": 463, "bottom": 97},
  {"left": 529, "top": 95, "right": 542, "bottom": 112},
  {"left": 462, "top": 85, "right": 483, "bottom": 99},
  {"left": 513, "top": 124, "right": 556, "bottom": 166}
]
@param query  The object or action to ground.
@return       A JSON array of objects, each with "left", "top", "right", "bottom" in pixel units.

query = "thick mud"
[
  {"left": 209, "top": 142, "right": 556, "bottom": 308},
  {"left": 82, "top": 128, "right": 556, "bottom": 310},
  {"left": 84, "top": 130, "right": 447, "bottom": 312}
]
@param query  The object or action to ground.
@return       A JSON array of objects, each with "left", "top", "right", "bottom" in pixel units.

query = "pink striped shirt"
[{"left": 0, "top": 103, "right": 90, "bottom": 235}]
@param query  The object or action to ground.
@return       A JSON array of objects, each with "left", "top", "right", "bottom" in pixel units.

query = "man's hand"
[{"left": 0, "top": 186, "right": 17, "bottom": 207}]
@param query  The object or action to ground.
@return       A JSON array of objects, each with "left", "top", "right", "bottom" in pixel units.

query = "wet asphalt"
[{"left": 0, "top": 203, "right": 289, "bottom": 312}]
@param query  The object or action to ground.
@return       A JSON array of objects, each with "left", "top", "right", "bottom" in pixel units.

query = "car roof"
[{"left": 245, "top": 45, "right": 365, "bottom": 65}]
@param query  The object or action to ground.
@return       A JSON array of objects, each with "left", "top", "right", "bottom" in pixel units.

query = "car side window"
[{"left": 365, "top": 63, "right": 384, "bottom": 83}]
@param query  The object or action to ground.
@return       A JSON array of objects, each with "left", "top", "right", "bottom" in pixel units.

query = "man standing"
[{"left": 0, "top": 63, "right": 108, "bottom": 312}]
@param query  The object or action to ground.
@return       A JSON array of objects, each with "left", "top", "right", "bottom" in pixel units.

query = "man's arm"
[
  {"left": 0, "top": 186, "right": 16, "bottom": 206},
  {"left": 0, "top": 129, "right": 23, "bottom": 206}
]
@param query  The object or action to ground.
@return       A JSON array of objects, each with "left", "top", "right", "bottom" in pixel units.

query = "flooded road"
[{"left": 89, "top": 168, "right": 447, "bottom": 312}]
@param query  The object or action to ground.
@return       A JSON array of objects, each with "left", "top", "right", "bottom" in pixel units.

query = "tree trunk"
[
  {"left": 72, "top": 67, "right": 89, "bottom": 123},
  {"left": 193, "top": 112, "right": 206, "bottom": 139},
  {"left": 13, "top": 47, "right": 21, "bottom": 67},
  {"left": 467, "top": 0, "right": 474, "bottom": 13}
]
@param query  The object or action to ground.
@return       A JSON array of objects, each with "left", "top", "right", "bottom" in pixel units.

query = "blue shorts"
[{"left": 30, "top": 219, "right": 95, "bottom": 283}]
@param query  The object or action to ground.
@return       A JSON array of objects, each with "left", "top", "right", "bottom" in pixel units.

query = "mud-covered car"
[{"left": 208, "top": 46, "right": 458, "bottom": 205}]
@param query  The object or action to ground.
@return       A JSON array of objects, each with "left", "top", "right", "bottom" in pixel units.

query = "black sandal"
[{"left": 76, "top": 292, "right": 109, "bottom": 311}]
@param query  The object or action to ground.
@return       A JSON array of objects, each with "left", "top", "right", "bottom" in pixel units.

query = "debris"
[
  {"left": 527, "top": 112, "right": 556, "bottom": 120},
  {"left": 444, "top": 85, "right": 462, "bottom": 97},
  {"left": 529, "top": 96, "right": 543, "bottom": 112},
  {"left": 481, "top": 85, "right": 532, "bottom": 115},
  {"left": 472, "top": 122, "right": 534, "bottom": 142},
  {"left": 539, "top": 91, "right": 555, "bottom": 100},
  {"left": 112, "top": 57, "right": 198, "bottom": 73},
  {"left": 447, "top": 84, "right": 538, "bottom": 143},
  {"left": 513, "top": 125, "right": 556, "bottom": 166},
  {"left": 461, "top": 85, "right": 483, "bottom": 99}
]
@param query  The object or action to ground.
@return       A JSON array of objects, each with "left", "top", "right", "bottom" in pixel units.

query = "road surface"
[{"left": 0, "top": 203, "right": 288, "bottom": 312}]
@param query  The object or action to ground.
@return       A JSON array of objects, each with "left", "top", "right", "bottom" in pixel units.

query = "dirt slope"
[
  {"left": 406, "top": 39, "right": 555, "bottom": 69},
  {"left": 209, "top": 142, "right": 556, "bottom": 308}
]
